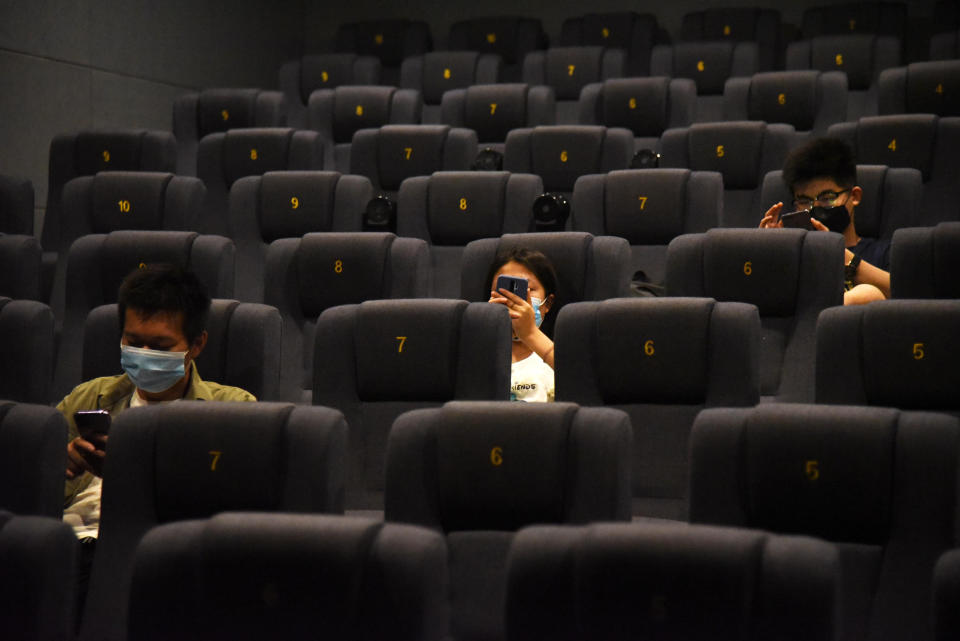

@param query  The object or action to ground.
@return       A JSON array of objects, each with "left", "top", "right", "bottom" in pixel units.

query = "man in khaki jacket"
[{"left": 58, "top": 264, "right": 254, "bottom": 596}]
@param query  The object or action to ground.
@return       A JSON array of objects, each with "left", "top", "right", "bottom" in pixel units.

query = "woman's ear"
[{"left": 541, "top": 294, "right": 556, "bottom": 314}]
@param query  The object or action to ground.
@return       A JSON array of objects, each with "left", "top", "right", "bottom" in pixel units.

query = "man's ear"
[
  {"left": 850, "top": 185, "right": 863, "bottom": 207},
  {"left": 188, "top": 330, "right": 208, "bottom": 360}
]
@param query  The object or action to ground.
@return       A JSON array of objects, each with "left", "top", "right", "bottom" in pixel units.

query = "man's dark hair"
[
  {"left": 117, "top": 264, "right": 211, "bottom": 344},
  {"left": 484, "top": 247, "right": 559, "bottom": 301},
  {"left": 782, "top": 137, "right": 857, "bottom": 194}
]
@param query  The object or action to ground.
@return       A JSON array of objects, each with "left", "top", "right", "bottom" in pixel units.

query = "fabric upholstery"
[
  {"left": 79, "top": 401, "right": 348, "bottom": 641},
  {"left": 890, "top": 222, "right": 960, "bottom": 298},
  {"left": 0, "top": 299, "right": 54, "bottom": 404}
]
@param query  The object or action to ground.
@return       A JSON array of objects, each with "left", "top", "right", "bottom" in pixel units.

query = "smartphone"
[
  {"left": 74, "top": 410, "right": 111, "bottom": 441},
  {"left": 779, "top": 209, "right": 816, "bottom": 230},
  {"left": 496, "top": 275, "right": 529, "bottom": 301}
]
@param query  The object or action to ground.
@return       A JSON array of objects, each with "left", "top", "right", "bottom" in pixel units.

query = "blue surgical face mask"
[
  {"left": 531, "top": 296, "right": 544, "bottom": 328},
  {"left": 120, "top": 344, "right": 188, "bottom": 393}
]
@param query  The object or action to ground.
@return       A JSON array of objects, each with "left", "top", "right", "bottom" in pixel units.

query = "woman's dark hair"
[
  {"left": 117, "top": 264, "right": 211, "bottom": 345},
  {"left": 782, "top": 137, "right": 857, "bottom": 194},
  {"left": 484, "top": 247, "right": 558, "bottom": 300}
]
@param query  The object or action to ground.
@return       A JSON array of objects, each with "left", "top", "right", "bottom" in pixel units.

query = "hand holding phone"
[
  {"left": 70, "top": 411, "right": 111, "bottom": 478},
  {"left": 496, "top": 275, "right": 529, "bottom": 302},
  {"left": 779, "top": 209, "right": 816, "bottom": 231}
]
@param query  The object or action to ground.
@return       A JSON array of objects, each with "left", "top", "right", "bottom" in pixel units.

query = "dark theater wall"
[{"left": 0, "top": 0, "right": 304, "bottom": 235}]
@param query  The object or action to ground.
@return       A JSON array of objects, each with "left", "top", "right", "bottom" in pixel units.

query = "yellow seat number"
[
  {"left": 486, "top": 33, "right": 496, "bottom": 44},
  {"left": 404, "top": 146, "right": 412, "bottom": 160},
  {"left": 291, "top": 196, "right": 299, "bottom": 210},
  {"left": 118, "top": 199, "right": 131, "bottom": 213},
  {"left": 778, "top": 93, "right": 786, "bottom": 105},
  {"left": 490, "top": 446, "right": 503, "bottom": 466},
  {"left": 743, "top": 260, "right": 753, "bottom": 275},
  {"left": 888, "top": 138, "right": 897, "bottom": 152},
  {"left": 716, "top": 144, "right": 725, "bottom": 158},
  {"left": 560, "top": 150, "right": 568, "bottom": 162},
  {"left": 374, "top": 34, "right": 384, "bottom": 45},
  {"left": 567, "top": 64, "right": 576, "bottom": 76},
  {"left": 250, "top": 148, "right": 258, "bottom": 160},
  {"left": 637, "top": 195, "right": 647, "bottom": 209},
  {"left": 209, "top": 450, "right": 222, "bottom": 471},
  {"left": 644, "top": 340, "right": 655, "bottom": 356},
  {"left": 321, "top": 70, "right": 329, "bottom": 83},
  {"left": 697, "top": 60, "right": 705, "bottom": 72},
  {"left": 443, "top": 68, "right": 451, "bottom": 79},
  {"left": 102, "top": 150, "right": 111, "bottom": 163},
  {"left": 396, "top": 336, "right": 407, "bottom": 352},
  {"left": 356, "top": 104, "right": 364, "bottom": 116},
  {"left": 629, "top": 97, "right": 637, "bottom": 109},
  {"left": 459, "top": 197, "right": 467, "bottom": 210},
  {"left": 489, "top": 102, "right": 497, "bottom": 115},
  {"left": 221, "top": 109, "right": 229, "bottom": 121},
  {"left": 936, "top": 83, "right": 944, "bottom": 95},
  {"left": 138, "top": 261, "right": 146, "bottom": 269},
  {"left": 723, "top": 25, "right": 731, "bottom": 36},
  {"left": 913, "top": 342, "right": 925, "bottom": 360},
  {"left": 602, "top": 27, "right": 610, "bottom": 38},
  {"left": 334, "top": 259, "right": 343, "bottom": 273},
  {"left": 805, "top": 460, "right": 819, "bottom": 480},
  {"left": 835, "top": 53, "right": 844, "bottom": 66}
]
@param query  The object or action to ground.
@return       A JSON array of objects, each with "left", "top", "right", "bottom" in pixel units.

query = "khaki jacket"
[{"left": 59, "top": 363, "right": 255, "bottom": 505}]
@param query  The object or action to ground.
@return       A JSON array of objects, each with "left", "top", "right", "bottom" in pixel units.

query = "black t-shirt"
[{"left": 849, "top": 237, "right": 890, "bottom": 271}]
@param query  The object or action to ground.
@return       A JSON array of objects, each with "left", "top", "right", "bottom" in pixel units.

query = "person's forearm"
[
  {"left": 846, "top": 249, "right": 890, "bottom": 298},
  {"left": 524, "top": 329, "right": 555, "bottom": 369}
]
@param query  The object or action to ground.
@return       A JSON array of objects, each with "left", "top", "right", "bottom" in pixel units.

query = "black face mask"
[{"left": 811, "top": 204, "right": 850, "bottom": 233}]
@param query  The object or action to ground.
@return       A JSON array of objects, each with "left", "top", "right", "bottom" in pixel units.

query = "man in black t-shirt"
[{"left": 760, "top": 138, "right": 890, "bottom": 305}]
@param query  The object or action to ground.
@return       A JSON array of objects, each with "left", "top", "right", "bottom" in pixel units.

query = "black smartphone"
[
  {"left": 779, "top": 209, "right": 816, "bottom": 230},
  {"left": 496, "top": 275, "right": 529, "bottom": 301},
  {"left": 74, "top": 410, "right": 111, "bottom": 441}
]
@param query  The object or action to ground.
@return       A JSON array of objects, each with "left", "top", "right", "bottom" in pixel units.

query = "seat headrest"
[
  {"left": 702, "top": 228, "right": 803, "bottom": 316},
  {"left": 421, "top": 51, "right": 481, "bottom": 104},
  {"left": 673, "top": 41, "right": 736, "bottom": 95},
  {"left": 600, "top": 77, "right": 671, "bottom": 136},
  {"left": 332, "top": 86, "right": 396, "bottom": 144},
  {"left": 222, "top": 128, "right": 295, "bottom": 186},
  {"left": 861, "top": 300, "right": 960, "bottom": 409},
  {"left": 377, "top": 125, "right": 450, "bottom": 191},
  {"left": 153, "top": 403, "right": 296, "bottom": 522},
  {"left": 465, "top": 84, "right": 529, "bottom": 142},
  {"left": 742, "top": 404, "right": 896, "bottom": 544},
  {"left": 702, "top": 7, "right": 762, "bottom": 39},
  {"left": 296, "top": 232, "right": 393, "bottom": 318},
  {"left": 595, "top": 297, "right": 714, "bottom": 404},
  {"left": 75, "top": 131, "right": 145, "bottom": 176},
  {"left": 530, "top": 126, "right": 606, "bottom": 192},
  {"left": 345, "top": 20, "right": 413, "bottom": 66},
  {"left": 579, "top": 13, "right": 656, "bottom": 48},
  {"left": 811, "top": 35, "right": 876, "bottom": 90},
  {"left": 427, "top": 171, "right": 509, "bottom": 245},
  {"left": 603, "top": 169, "right": 689, "bottom": 244},
  {"left": 905, "top": 61, "right": 960, "bottom": 116},
  {"left": 435, "top": 402, "right": 579, "bottom": 530},
  {"left": 687, "top": 122, "right": 765, "bottom": 189},
  {"left": 355, "top": 299, "right": 467, "bottom": 401},
  {"left": 300, "top": 54, "right": 358, "bottom": 102},
  {"left": 748, "top": 71, "right": 820, "bottom": 131},
  {"left": 545, "top": 47, "right": 605, "bottom": 100},
  {"left": 258, "top": 171, "right": 340, "bottom": 242},
  {"left": 197, "top": 89, "right": 258, "bottom": 139},
  {"left": 854, "top": 115, "right": 937, "bottom": 181},
  {"left": 89, "top": 172, "right": 173, "bottom": 233},
  {"left": 99, "top": 231, "right": 197, "bottom": 304}
]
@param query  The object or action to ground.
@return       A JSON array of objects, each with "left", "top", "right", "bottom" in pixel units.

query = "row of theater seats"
[
  {"left": 3, "top": 220, "right": 959, "bottom": 405},
  {"left": 5, "top": 250, "right": 960, "bottom": 520},
  {"left": 12, "top": 111, "right": 960, "bottom": 304},
  {"left": 5, "top": 397, "right": 960, "bottom": 640},
  {"left": 303, "top": 3, "right": 960, "bottom": 86}
]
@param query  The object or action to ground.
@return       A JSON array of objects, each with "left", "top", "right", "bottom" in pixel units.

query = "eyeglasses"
[{"left": 793, "top": 189, "right": 849, "bottom": 209}]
